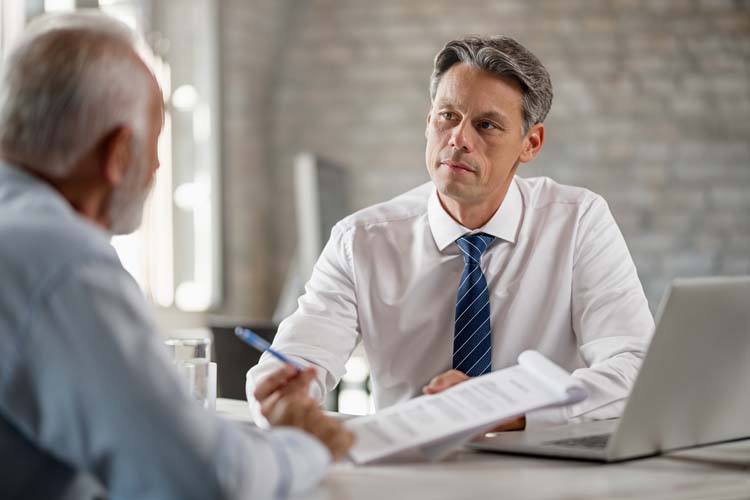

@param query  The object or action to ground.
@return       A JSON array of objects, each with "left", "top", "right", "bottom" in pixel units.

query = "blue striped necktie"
[{"left": 453, "top": 233, "right": 495, "bottom": 377}]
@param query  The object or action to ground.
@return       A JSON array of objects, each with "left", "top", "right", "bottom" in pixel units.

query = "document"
[{"left": 345, "top": 350, "right": 587, "bottom": 464}]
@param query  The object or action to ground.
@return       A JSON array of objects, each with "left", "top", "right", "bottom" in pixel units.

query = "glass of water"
[
  {"left": 165, "top": 337, "right": 217, "bottom": 410},
  {"left": 164, "top": 337, "right": 211, "bottom": 363}
]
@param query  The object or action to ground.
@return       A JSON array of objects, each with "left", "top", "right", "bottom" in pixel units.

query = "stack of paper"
[{"left": 345, "top": 350, "right": 587, "bottom": 464}]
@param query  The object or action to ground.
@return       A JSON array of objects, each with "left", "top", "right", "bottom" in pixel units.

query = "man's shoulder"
[
  {"left": 0, "top": 197, "right": 122, "bottom": 364},
  {"left": 0, "top": 165, "right": 117, "bottom": 270},
  {"left": 0, "top": 205, "right": 119, "bottom": 293},
  {"left": 3, "top": 212, "right": 114, "bottom": 260},
  {"left": 335, "top": 181, "right": 432, "bottom": 233},
  {"left": 517, "top": 176, "right": 604, "bottom": 212}
]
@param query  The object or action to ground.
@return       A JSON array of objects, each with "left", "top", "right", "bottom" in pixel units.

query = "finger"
[
  {"left": 267, "top": 393, "right": 314, "bottom": 427},
  {"left": 309, "top": 417, "right": 353, "bottom": 461},
  {"left": 331, "top": 429, "right": 355, "bottom": 460},
  {"left": 278, "top": 394, "right": 316, "bottom": 429},
  {"left": 293, "top": 398, "right": 318, "bottom": 428},
  {"left": 445, "top": 369, "right": 469, "bottom": 383},
  {"left": 423, "top": 384, "right": 439, "bottom": 395},
  {"left": 423, "top": 375, "right": 445, "bottom": 393},
  {"left": 260, "top": 391, "right": 283, "bottom": 423},
  {"left": 316, "top": 418, "right": 342, "bottom": 443},
  {"left": 254, "top": 365, "right": 298, "bottom": 401},
  {"left": 423, "top": 370, "right": 468, "bottom": 394},
  {"left": 276, "top": 367, "right": 316, "bottom": 398},
  {"left": 329, "top": 429, "right": 355, "bottom": 461},
  {"left": 430, "top": 370, "right": 464, "bottom": 388}
]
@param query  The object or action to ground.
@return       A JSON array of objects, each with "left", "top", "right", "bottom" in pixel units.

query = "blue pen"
[{"left": 234, "top": 327, "right": 303, "bottom": 372}]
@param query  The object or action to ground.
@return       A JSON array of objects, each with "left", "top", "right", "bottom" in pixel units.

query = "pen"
[{"left": 234, "top": 327, "right": 303, "bottom": 372}]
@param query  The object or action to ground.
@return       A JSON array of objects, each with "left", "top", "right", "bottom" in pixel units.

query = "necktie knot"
[{"left": 456, "top": 233, "right": 494, "bottom": 264}]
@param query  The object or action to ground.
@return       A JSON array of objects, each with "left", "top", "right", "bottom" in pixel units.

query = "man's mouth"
[{"left": 441, "top": 161, "right": 475, "bottom": 174}]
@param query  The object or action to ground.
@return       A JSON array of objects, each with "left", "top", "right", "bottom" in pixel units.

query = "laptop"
[{"left": 470, "top": 276, "right": 750, "bottom": 462}]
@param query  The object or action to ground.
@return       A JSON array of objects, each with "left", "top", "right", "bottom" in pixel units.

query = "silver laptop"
[{"left": 470, "top": 276, "right": 750, "bottom": 462}]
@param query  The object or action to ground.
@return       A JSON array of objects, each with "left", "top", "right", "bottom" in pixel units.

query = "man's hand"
[
  {"left": 422, "top": 369, "right": 470, "bottom": 395},
  {"left": 254, "top": 366, "right": 354, "bottom": 460},
  {"left": 253, "top": 364, "right": 307, "bottom": 404},
  {"left": 487, "top": 415, "right": 526, "bottom": 432},
  {"left": 422, "top": 369, "right": 526, "bottom": 432}
]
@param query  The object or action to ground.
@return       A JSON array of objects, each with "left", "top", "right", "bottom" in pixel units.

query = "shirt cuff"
[
  {"left": 217, "top": 423, "right": 330, "bottom": 499},
  {"left": 266, "top": 427, "right": 331, "bottom": 496},
  {"left": 524, "top": 405, "right": 570, "bottom": 429}
]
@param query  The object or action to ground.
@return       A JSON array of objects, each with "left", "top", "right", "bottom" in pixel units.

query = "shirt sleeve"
[
  {"left": 527, "top": 196, "right": 655, "bottom": 428},
  {"left": 246, "top": 223, "right": 361, "bottom": 421},
  {"left": 0, "top": 257, "right": 329, "bottom": 500}
]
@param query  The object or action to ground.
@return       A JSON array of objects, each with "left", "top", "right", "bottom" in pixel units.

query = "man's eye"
[
  {"left": 477, "top": 120, "right": 497, "bottom": 130},
  {"left": 440, "top": 112, "right": 457, "bottom": 120}
]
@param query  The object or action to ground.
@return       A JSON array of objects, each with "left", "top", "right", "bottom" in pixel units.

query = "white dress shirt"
[
  {"left": 248, "top": 176, "right": 654, "bottom": 428},
  {"left": 0, "top": 162, "right": 329, "bottom": 500}
]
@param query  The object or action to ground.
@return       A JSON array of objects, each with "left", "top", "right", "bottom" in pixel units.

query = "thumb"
[
  {"left": 284, "top": 367, "right": 316, "bottom": 395},
  {"left": 300, "top": 367, "right": 316, "bottom": 390}
]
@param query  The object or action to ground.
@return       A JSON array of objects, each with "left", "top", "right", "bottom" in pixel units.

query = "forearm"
[
  {"left": 546, "top": 197, "right": 654, "bottom": 428},
  {"left": 526, "top": 349, "right": 644, "bottom": 428},
  {"left": 246, "top": 221, "right": 361, "bottom": 418}
]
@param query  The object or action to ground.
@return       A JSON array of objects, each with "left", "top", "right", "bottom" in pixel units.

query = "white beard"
[
  {"left": 108, "top": 146, "right": 153, "bottom": 235},
  {"left": 108, "top": 181, "right": 151, "bottom": 235}
]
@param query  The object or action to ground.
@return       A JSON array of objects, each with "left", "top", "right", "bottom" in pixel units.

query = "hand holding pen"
[{"left": 235, "top": 326, "right": 354, "bottom": 460}]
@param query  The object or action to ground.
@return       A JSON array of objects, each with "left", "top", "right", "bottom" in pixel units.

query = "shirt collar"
[{"left": 428, "top": 177, "right": 523, "bottom": 252}]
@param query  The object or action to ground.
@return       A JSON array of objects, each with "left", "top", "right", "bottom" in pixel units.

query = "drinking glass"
[{"left": 165, "top": 337, "right": 217, "bottom": 410}]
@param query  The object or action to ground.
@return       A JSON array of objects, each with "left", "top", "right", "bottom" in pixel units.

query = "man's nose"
[{"left": 449, "top": 120, "right": 475, "bottom": 153}]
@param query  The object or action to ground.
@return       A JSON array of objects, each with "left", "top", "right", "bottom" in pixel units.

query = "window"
[{"left": 2, "top": 0, "right": 222, "bottom": 315}]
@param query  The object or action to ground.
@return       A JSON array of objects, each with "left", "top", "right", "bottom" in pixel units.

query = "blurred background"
[{"left": 1, "top": 0, "right": 748, "bottom": 411}]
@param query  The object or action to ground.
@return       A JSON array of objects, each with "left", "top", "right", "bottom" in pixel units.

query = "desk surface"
[{"left": 216, "top": 399, "right": 750, "bottom": 500}]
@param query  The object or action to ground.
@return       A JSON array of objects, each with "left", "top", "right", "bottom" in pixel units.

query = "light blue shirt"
[{"left": 0, "top": 162, "right": 329, "bottom": 500}]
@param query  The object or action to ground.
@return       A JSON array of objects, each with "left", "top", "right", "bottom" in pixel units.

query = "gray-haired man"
[
  {"left": 248, "top": 36, "right": 654, "bottom": 431},
  {"left": 0, "top": 11, "right": 351, "bottom": 500}
]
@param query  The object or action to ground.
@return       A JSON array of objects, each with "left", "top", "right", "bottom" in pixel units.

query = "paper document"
[{"left": 345, "top": 350, "right": 587, "bottom": 464}]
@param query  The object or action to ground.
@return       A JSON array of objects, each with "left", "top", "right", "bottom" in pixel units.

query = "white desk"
[{"left": 217, "top": 399, "right": 750, "bottom": 500}]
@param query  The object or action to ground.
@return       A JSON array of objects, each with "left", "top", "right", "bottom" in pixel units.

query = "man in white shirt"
[
  {"left": 0, "top": 12, "right": 351, "bottom": 500},
  {"left": 248, "top": 36, "right": 654, "bottom": 430}
]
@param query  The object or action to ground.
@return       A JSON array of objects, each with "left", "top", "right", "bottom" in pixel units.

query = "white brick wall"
[{"left": 217, "top": 0, "right": 750, "bottom": 318}]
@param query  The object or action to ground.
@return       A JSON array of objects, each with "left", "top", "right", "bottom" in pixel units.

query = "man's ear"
[
  {"left": 519, "top": 123, "right": 545, "bottom": 163},
  {"left": 425, "top": 111, "right": 432, "bottom": 139},
  {"left": 100, "top": 126, "right": 133, "bottom": 187}
]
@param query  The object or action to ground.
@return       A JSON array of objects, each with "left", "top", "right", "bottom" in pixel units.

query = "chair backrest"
[{"left": 211, "top": 323, "right": 277, "bottom": 400}]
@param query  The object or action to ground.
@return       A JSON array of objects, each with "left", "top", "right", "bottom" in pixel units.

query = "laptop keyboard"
[{"left": 544, "top": 433, "right": 612, "bottom": 449}]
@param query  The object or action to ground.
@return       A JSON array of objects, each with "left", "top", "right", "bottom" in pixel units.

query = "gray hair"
[
  {"left": 430, "top": 36, "right": 553, "bottom": 134},
  {"left": 0, "top": 11, "right": 154, "bottom": 178}
]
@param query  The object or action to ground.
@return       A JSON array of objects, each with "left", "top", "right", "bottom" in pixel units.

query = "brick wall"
[{"left": 219, "top": 0, "right": 750, "bottom": 319}]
